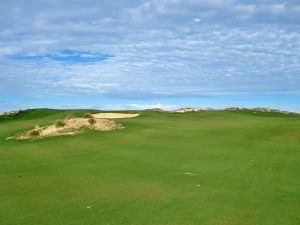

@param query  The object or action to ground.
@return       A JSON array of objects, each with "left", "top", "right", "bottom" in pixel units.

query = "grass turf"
[{"left": 0, "top": 109, "right": 300, "bottom": 225}]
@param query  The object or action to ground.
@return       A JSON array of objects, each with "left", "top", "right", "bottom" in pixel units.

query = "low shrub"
[
  {"left": 65, "top": 114, "right": 75, "bottom": 120},
  {"left": 83, "top": 113, "right": 94, "bottom": 118},
  {"left": 1, "top": 111, "right": 19, "bottom": 119},
  {"left": 55, "top": 120, "right": 65, "bottom": 128},
  {"left": 29, "top": 129, "right": 41, "bottom": 136},
  {"left": 88, "top": 118, "right": 96, "bottom": 125}
]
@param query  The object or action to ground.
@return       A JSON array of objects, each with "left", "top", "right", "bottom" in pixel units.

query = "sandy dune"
[
  {"left": 92, "top": 113, "right": 139, "bottom": 119},
  {"left": 7, "top": 118, "right": 123, "bottom": 140}
]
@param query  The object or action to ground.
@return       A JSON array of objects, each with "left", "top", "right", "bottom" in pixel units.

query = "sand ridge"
[{"left": 7, "top": 117, "right": 123, "bottom": 140}]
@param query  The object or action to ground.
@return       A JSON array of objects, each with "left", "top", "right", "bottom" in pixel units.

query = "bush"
[
  {"left": 83, "top": 113, "right": 94, "bottom": 118},
  {"left": 1, "top": 111, "right": 19, "bottom": 119},
  {"left": 55, "top": 120, "right": 65, "bottom": 128},
  {"left": 88, "top": 118, "right": 96, "bottom": 125},
  {"left": 65, "top": 114, "right": 75, "bottom": 120},
  {"left": 29, "top": 129, "right": 40, "bottom": 136}
]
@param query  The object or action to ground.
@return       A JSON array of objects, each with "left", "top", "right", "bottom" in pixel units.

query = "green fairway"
[{"left": 1, "top": 109, "right": 300, "bottom": 225}]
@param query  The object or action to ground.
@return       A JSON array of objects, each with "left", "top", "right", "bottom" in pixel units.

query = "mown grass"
[{"left": 0, "top": 109, "right": 300, "bottom": 225}]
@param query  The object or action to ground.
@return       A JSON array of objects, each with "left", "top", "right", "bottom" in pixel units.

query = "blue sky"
[{"left": 0, "top": 0, "right": 299, "bottom": 112}]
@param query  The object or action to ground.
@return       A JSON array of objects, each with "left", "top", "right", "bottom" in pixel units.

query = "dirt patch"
[
  {"left": 175, "top": 108, "right": 216, "bottom": 113},
  {"left": 7, "top": 117, "right": 123, "bottom": 140},
  {"left": 92, "top": 113, "right": 139, "bottom": 119},
  {"left": 185, "top": 172, "right": 195, "bottom": 175},
  {"left": 0, "top": 110, "right": 21, "bottom": 118},
  {"left": 225, "top": 107, "right": 298, "bottom": 114},
  {"left": 145, "top": 108, "right": 164, "bottom": 112}
]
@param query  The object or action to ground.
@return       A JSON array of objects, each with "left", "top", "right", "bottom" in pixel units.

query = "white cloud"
[
  {"left": 294, "top": 5, "right": 300, "bottom": 13},
  {"left": 0, "top": 0, "right": 300, "bottom": 100},
  {"left": 234, "top": 4, "right": 256, "bottom": 14},
  {"left": 270, "top": 3, "right": 286, "bottom": 14},
  {"left": 0, "top": 46, "right": 22, "bottom": 56}
]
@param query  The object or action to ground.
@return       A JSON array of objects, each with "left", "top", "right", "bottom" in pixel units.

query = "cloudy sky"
[{"left": 0, "top": 0, "right": 300, "bottom": 112}]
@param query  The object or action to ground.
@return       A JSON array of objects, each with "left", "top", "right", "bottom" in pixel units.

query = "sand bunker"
[
  {"left": 92, "top": 113, "right": 139, "bottom": 119},
  {"left": 7, "top": 117, "right": 123, "bottom": 140}
]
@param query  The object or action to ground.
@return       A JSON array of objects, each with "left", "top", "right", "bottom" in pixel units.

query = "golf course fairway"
[{"left": 1, "top": 109, "right": 299, "bottom": 225}]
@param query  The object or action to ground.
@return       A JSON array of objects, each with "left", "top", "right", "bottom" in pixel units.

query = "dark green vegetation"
[
  {"left": 1, "top": 109, "right": 300, "bottom": 225},
  {"left": 55, "top": 119, "right": 66, "bottom": 128}
]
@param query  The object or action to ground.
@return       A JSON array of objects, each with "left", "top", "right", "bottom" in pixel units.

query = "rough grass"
[
  {"left": 55, "top": 119, "right": 66, "bottom": 128},
  {"left": 0, "top": 109, "right": 300, "bottom": 225},
  {"left": 88, "top": 117, "right": 96, "bottom": 125},
  {"left": 65, "top": 114, "right": 75, "bottom": 120},
  {"left": 83, "top": 112, "right": 94, "bottom": 118},
  {"left": 28, "top": 129, "right": 41, "bottom": 137}
]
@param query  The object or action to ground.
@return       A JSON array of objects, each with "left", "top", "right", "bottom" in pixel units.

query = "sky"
[{"left": 0, "top": 0, "right": 300, "bottom": 112}]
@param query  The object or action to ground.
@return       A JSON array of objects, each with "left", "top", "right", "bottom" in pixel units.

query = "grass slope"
[{"left": 0, "top": 109, "right": 300, "bottom": 225}]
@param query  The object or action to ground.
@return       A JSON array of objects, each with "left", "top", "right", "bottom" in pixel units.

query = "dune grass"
[{"left": 0, "top": 109, "right": 299, "bottom": 225}]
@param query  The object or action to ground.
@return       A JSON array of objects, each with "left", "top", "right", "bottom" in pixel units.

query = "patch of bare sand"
[
  {"left": 92, "top": 113, "right": 139, "bottom": 119},
  {"left": 7, "top": 118, "right": 123, "bottom": 140}
]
